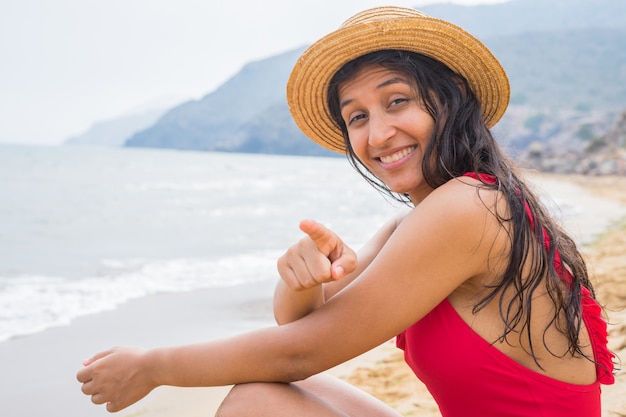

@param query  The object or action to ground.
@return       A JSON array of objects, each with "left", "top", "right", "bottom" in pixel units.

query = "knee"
[{"left": 215, "top": 382, "right": 282, "bottom": 417}]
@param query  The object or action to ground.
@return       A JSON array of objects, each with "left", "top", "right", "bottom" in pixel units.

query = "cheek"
[{"left": 347, "top": 132, "right": 368, "bottom": 159}]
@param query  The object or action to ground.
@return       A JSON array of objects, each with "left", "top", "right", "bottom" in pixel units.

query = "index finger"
[{"left": 299, "top": 219, "right": 340, "bottom": 258}]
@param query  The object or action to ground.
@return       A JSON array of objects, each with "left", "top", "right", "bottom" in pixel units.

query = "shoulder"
[
  {"left": 419, "top": 175, "right": 505, "bottom": 222},
  {"left": 398, "top": 176, "right": 509, "bottom": 263}
]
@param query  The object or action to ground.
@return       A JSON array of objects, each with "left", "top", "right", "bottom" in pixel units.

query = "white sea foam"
[{"left": 0, "top": 251, "right": 281, "bottom": 342}]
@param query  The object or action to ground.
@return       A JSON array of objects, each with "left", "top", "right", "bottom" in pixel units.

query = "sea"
[
  {"left": 0, "top": 144, "right": 403, "bottom": 343},
  {"left": 1, "top": 144, "right": 625, "bottom": 346}
]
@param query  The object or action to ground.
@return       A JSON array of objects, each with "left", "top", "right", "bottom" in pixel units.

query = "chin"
[{"left": 388, "top": 180, "right": 420, "bottom": 194}]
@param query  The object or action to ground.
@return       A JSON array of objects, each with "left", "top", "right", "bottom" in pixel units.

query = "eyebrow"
[{"left": 339, "top": 77, "right": 410, "bottom": 111}]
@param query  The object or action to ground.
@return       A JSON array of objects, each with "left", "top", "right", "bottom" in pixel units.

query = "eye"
[
  {"left": 347, "top": 112, "right": 368, "bottom": 126},
  {"left": 389, "top": 97, "right": 409, "bottom": 108}
]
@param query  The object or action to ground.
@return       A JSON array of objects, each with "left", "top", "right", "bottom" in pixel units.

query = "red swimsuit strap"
[{"left": 462, "top": 172, "right": 615, "bottom": 384}]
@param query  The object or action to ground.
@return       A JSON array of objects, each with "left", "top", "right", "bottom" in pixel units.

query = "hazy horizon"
[{"left": 0, "top": 0, "right": 510, "bottom": 146}]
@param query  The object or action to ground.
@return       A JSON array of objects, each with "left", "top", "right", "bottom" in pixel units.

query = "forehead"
[{"left": 337, "top": 64, "right": 411, "bottom": 97}]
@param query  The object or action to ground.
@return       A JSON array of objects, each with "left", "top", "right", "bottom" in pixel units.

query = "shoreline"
[
  {"left": 1, "top": 173, "right": 625, "bottom": 417},
  {"left": 0, "top": 280, "right": 277, "bottom": 417}
]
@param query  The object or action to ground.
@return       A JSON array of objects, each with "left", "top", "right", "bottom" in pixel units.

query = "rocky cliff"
[{"left": 521, "top": 110, "right": 626, "bottom": 175}]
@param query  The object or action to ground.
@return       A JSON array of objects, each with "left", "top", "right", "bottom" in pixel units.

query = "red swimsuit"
[{"left": 396, "top": 173, "right": 614, "bottom": 417}]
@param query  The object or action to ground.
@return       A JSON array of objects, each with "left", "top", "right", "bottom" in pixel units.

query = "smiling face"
[{"left": 338, "top": 64, "right": 436, "bottom": 203}]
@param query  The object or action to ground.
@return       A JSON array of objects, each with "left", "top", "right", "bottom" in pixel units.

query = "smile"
[{"left": 379, "top": 146, "right": 416, "bottom": 164}]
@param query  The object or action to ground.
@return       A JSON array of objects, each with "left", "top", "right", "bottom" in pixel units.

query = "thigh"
[
  {"left": 297, "top": 373, "right": 403, "bottom": 417},
  {"left": 216, "top": 373, "right": 402, "bottom": 417}
]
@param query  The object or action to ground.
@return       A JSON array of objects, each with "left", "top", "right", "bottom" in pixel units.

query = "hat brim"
[{"left": 287, "top": 9, "right": 510, "bottom": 154}]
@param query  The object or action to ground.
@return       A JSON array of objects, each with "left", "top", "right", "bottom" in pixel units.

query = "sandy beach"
[
  {"left": 0, "top": 280, "right": 277, "bottom": 417},
  {"left": 0, "top": 172, "right": 624, "bottom": 417}
]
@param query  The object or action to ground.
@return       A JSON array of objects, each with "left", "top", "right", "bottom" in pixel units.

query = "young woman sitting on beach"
[{"left": 77, "top": 6, "right": 615, "bottom": 416}]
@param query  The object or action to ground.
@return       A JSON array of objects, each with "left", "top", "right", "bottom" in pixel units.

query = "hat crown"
[{"left": 340, "top": 6, "right": 427, "bottom": 28}]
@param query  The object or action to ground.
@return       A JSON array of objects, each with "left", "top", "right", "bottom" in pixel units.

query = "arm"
[
  {"left": 273, "top": 213, "right": 407, "bottom": 324},
  {"left": 78, "top": 179, "right": 505, "bottom": 413}
]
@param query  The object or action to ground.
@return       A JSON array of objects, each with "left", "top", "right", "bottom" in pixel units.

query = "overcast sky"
[{"left": 0, "top": 0, "right": 509, "bottom": 145}]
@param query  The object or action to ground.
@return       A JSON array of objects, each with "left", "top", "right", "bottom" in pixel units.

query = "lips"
[{"left": 378, "top": 146, "right": 416, "bottom": 164}]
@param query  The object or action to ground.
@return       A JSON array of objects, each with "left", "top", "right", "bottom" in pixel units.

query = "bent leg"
[{"left": 215, "top": 373, "right": 402, "bottom": 417}]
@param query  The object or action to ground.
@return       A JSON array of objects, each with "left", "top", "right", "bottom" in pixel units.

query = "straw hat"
[{"left": 287, "top": 6, "right": 510, "bottom": 154}]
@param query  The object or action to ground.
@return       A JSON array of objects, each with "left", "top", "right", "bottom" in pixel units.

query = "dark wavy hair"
[{"left": 327, "top": 49, "right": 596, "bottom": 366}]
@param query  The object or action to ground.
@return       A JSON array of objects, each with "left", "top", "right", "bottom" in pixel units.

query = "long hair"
[{"left": 327, "top": 50, "right": 595, "bottom": 364}]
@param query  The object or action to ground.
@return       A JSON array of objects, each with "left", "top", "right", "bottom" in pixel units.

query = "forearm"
[
  {"left": 146, "top": 326, "right": 310, "bottom": 388},
  {"left": 273, "top": 280, "right": 324, "bottom": 325},
  {"left": 78, "top": 311, "right": 349, "bottom": 411}
]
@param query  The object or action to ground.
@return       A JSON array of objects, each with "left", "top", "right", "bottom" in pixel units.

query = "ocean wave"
[{"left": 0, "top": 251, "right": 281, "bottom": 342}]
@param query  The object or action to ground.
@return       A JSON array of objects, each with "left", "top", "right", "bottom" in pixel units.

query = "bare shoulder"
[
  {"left": 416, "top": 175, "right": 506, "bottom": 223},
  {"left": 397, "top": 176, "right": 510, "bottom": 266}
]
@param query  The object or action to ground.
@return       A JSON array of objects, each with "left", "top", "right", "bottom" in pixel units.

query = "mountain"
[
  {"left": 418, "top": 0, "right": 626, "bottom": 38},
  {"left": 64, "top": 108, "right": 168, "bottom": 147},
  {"left": 419, "top": 0, "right": 626, "bottom": 109},
  {"left": 64, "top": 96, "right": 185, "bottom": 147},
  {"left": 119, "top": 0, "right": 625, "bottom": 173},
  {"left": 124, "top": 47, "right": 334, "bottom": 157},
  {"left": 488, "top": 28, "right": 626, "bottom": 110},
  {"left": 225, "top": 102, "right": 335, "bottom": 156},
  {"left": 520, "top": 110, "right": 626, "bottom": 175}
]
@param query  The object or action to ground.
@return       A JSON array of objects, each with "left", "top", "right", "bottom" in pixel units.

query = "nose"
[{"left": 368, "top": 112, "right": 395, "bottom": 148}]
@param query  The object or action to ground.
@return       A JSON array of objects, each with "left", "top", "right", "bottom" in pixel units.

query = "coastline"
[
  {"left": 0, "top": 280, "right": 277, "bottom": 417},
  {"left": 1, "top": 172, "right": 625, "bottom": 417}
]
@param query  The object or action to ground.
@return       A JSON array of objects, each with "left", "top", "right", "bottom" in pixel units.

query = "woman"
[{"left": 77, "top": 6, "right": 615, "bottom": 416}]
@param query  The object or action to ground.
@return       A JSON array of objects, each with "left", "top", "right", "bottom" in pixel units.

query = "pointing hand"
[{"left": 277, "top": 219, "right": 357, "bottom": 291}]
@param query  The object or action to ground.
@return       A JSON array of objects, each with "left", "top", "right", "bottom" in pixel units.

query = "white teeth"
[{"left": 379, "top": 147, "right": 415, "bottom": 164}]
